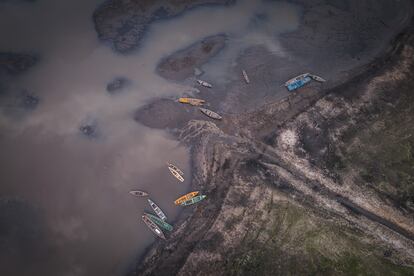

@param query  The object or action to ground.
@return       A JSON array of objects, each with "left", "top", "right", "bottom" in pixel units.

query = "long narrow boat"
[
  {"left": 145, "top": 213, "right": 173, "bottom": 232},
  {"left": 174, "top": 191, "right": 199, "bottom": 205},
  {"left": 178, "top": 97, "right": 205, "bottom": 106},
  {"left": 168, "top": 166, "right": 185, "bottom": 182},
  {"left": 141, "top": 214, "right": 166, "bottom": 239},
  {"left": 196, "top": 79, "right": 212, "bottom": 88},
  {"left": 129, "top": 190, "right": 148, "bottom": 197},
  {"left": 199, "top": 107, "right": 222, "bottom": 120},
  {"left": 147, "top": 199, "right": 167, "bottom": 221},
  {"left": 242, "top": 70, "right": 250, "bottom": 84},
  {"left": 309, "top": 74, "right": 326, "bottom": 82},
  {"left": 180, "top": 195, "right": 207, "bottom": 206},
  {"left": 284, "top": 73, "right": 312, "bottom": 91},
  {"left": 167, "top": 163, "right": 184, "bottom": 176}
]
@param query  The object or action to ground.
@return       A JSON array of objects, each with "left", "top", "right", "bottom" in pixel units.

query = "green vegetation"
[{"left": 224, "top": 201, "right": 414, "bottom": 275}]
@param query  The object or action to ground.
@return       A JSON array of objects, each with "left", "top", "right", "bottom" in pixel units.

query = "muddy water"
[{"left": 0, "top": 0, "right": 301, "bottom": 275}]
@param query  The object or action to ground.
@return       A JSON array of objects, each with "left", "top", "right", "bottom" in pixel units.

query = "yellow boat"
[
  {"left": 178, "top": 97, "right": 205, "bottom": 106},
  {"left": 174, "top": 191, "right": 199, "bottom": 205}
]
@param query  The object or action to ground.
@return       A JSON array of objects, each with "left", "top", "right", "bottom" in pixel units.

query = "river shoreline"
[{"left": 130, "top": 9, "right": 414, "bottom": 276}]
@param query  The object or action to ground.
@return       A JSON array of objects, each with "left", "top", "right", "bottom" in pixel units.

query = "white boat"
[
  {"left": 199, "top": 107, "right": 222, "bottom": 120},
  {"left": 141, "top": 214, "right": 166, "bottom": 239},
  {"left": 242, "top": 70, "right": 250, "bottom": 84},
  {"left": 168, "top": 166, "right": 185, "bottom": 182},
  {"left": 129, "top": 190, "right": 148, "bottom": 197},
  {"left": 309, "top": 74, "right": 326, "bottom": 82},
  {"left": 196, "top": 79, "right": 212, "bottom": 88},
  {"left": 147, "top": 199, "right": 167, "bottom": 221},
  {"left": 167, "top": 163, "right": 184, "bottom": 176}
]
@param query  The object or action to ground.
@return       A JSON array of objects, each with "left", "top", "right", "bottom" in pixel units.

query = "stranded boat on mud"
[
  {"left": 284, "top": 73, "right": 325, "bottom": 91},
  {"left": 199, "top": 107, "right": 222, "bottom": 120},
  {"left": 142, "top": 214, "right": 166, "bottom": 239},
  {"left": 129, "top": 190, "right": 148, "bottom": 197},
  {"left": 148, "top": 198, "right": 167, "bottom": 221},
  {"left": 174, "top": 191, "right": 199, "bottom": 205},
  {"left": 168, "top": 166, "right": 185, "bottom": 182},
  {"left": 167, "top": 163, "right": 184, "bottom": 176},
  {"left": 145, "top": 213, "right": 173, "bottom": 231},
  {"left": 242, "top": 70, "right": 250, "bottom": 84},
  {"left": 181, "top": 194, "right": 207, "bottom": 206},
  {"left": 196, "top": 79, "right": 212, "bottom": 88},
  {"left": 178, "top": 97, "right": 205, "bottom": 106}
]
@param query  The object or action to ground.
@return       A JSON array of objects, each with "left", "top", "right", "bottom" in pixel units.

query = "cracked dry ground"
[{"left": 135, "top": 32, "right": 414, "bottom": 276}]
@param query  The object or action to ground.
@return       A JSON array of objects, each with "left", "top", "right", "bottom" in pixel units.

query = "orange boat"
[
  {"left": 174, "top": 191, "right": 199, "bottom": 205},
  {"left": 178, "top": 97, "right": 205, "bottom": 106}
]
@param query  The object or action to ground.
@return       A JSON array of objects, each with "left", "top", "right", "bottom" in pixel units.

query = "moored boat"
[
  {"left": 168, "top": 166, "right": 185, "bottom": 182},
  {"left": 284, "top": 73, "right": 311, "bottom": 91},
  {"left": 129, "top": 190, "right": 148, "bottom": 197},
  {"left": 167, "top": 163, "right": 184, "bottom": 176},
  {"left": 242, "top": 70, "right": 250, "bottom": 84},
  {"left": 142, "top": 214, "right": 166, "bottom": 239},
  {"left": 196, "top": 79, "right": 212, "bottom": 88},
  {"left": 147, "top": 198, "right": 167, "bottom": 221},
  {"left": 178, "top": 97, "right": 205, "bottom": 106},
  {"left": 309, "top": 74, "right": 326, "bottom": 82},
  {"left": 174, "top": 191, "right": 199, "bottom": 205},
  {"left": 199, "top": 107, "right": 222, "bottom": 120},
  {"left": 284, "top": 73, "right": 325, "bottom": 91},
  {"left": 180, "top": 195, "right": 207, "bottom": 206},
  {"left": 145, "top": 213, "right": 173, "bottom": 231}
]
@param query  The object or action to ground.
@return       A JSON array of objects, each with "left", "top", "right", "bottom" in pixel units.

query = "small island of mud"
[{"left": 156, "top": 34, "right": 227, "bottom": 81}]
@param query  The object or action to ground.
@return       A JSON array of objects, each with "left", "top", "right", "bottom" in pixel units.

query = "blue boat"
[
  {"left": 284, "top": 73, "right": 325, "bottom": 91},
  {"left": 286, "top": 76, "right": 312, "bottom": 91}
]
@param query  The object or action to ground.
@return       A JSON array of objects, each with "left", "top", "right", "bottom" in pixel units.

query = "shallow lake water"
[{"left": 0, "top": 0, "right": 301, "bottom": 275}]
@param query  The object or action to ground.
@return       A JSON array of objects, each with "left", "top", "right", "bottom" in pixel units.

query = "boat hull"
[
  {"left": 146, "top": 213, "right": 173, "bottom": 231},
  {"left": 167, "top": 163, "right": 184, "bottom": 177},
  {"left": 199, "top": 108, "right": 222, "bottom": 120},
  {"left": 129, "top": 190, "right": 148, "bottom": 197},
  {"left": 174, "top": 191, "right": 199, "bottom": 205},
  {"left": 181, "top": 195, "right": 207, "bottom": 206},
  {"left": 196, "top": 79, "right": 212, "bottom": 88},
  {"left": 286, "top": 76, "right": 312, "bottom": 91},
  {"left": 148, "top": 199, "right": 167, "bottom": 221},
  {"left": 142, "top": 215, "right": 166, "bottom": 239},
  {"left": 242, "top": 70, "right": 250, "bottom": 84},
  {"left": 178, "top": 97, "right": 205, "bottom": 106},
  {"left": 168, "top": 167, "right": 185, "bottom": 182}
]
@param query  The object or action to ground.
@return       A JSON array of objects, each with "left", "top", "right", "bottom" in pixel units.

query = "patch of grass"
[{"left": 223, "top": 202, "right": 414, "bottom": 275}]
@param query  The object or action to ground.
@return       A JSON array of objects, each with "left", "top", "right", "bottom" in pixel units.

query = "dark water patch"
[
  {"left": 106, "top": 77, "right": 130, "bottom": 94},
  {"left": 93, "top": 0, "right": 236, "bottom": 54},
  {"left": 0, "top": 52, "right": 37, "bottom": 76},
  {"left": 0, "top": 89, "right": 40, "bottom": 118},
  {"left": 79, "top": 122, "right": 99, "bottom": 138}
]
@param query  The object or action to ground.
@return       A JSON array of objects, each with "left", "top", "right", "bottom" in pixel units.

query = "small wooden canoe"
[
  {"left": 148, "top": 198, "right": 167, "bottom": 221},
  {"left": 145, "top": 213, "right": 173, "bottom": 231},
  {"left": 180, "top": 195, "right": 207, "bottom": 206},
  {"left": 167, "top": 163, "right": 184, "bottom": 176},
  {"left": 168, "top": 166, "right": 185, "bottom": 182},
  {"left": 129, "top": 190, "right": 148, "bottom": 197},
  {"left": 142, "top": 214, "right": 166, "bottom": 239},
  {"left": 174, "top": 191, "right": 199, "bottom": 205},
  {"left": 199, "top": 107, "right": 222, "bottom": 120}
]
